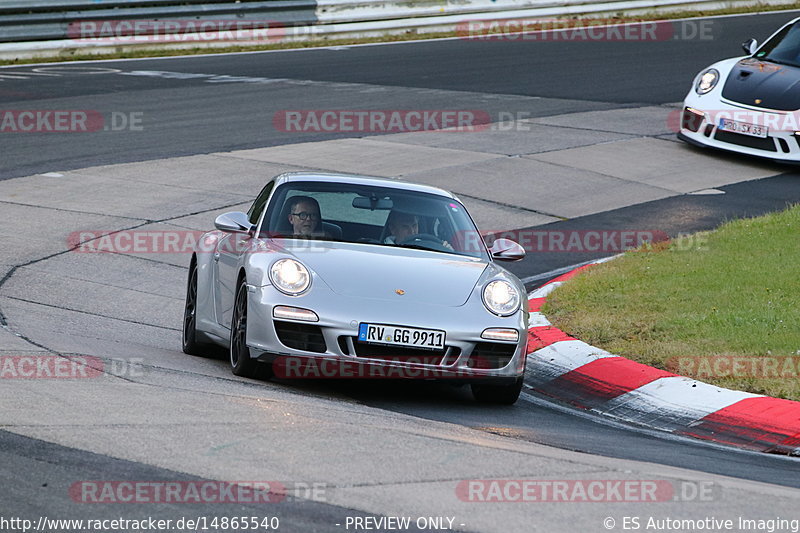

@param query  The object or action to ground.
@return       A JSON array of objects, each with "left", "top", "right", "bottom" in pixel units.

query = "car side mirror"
[
  {"left": 489, "top": 238, "right": 525, "bottom": 261},
  {"left": 214, "top": 212, "right": 253, "bottom": 235},
  {"left": 742, "top": 38, "right": 757, "bottom": 55}
]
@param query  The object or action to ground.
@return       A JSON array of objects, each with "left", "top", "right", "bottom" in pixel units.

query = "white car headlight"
[
  {"left": 482, "top": 280, "right": 520, "bottom": 316},
  {"left": 269, "top": 259, "right": 311, "bottom": 295},
  {"left": 695, "top": 68, "right": 719, "bottom": 95}
]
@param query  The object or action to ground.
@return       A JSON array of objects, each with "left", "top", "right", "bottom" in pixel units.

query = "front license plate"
[
  {"left": 718, "top": 118, "right": 768, "bottom": 138},
  {"left": 358, "top": 323, "right": 446, "bottom": 350}
]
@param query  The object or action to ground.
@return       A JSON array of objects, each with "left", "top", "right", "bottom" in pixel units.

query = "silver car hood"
[{"left": 287, "top": 242, "right": 488, "bottom": 306}]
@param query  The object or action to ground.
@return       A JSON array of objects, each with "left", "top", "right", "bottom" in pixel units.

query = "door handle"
[{"left": 213, "top": 252, "right": 220, "bottom": 262}]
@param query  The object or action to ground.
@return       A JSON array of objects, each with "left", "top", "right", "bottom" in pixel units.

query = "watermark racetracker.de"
[
  {"left": 67, "top": 20, "right": 287, "bottom": 44},
  {"left": 67, "top": 230, "right": 329, "bottom": 255},
  {"left": 0, "top": 355, "right": 145, "bottom": 379},
  {"left": 0, "top": 110, "right": 144, "bottom": 133},
  {"left": 456, "top": 17, "right": 719, "bottom": 41},
  {"left": 667, "top": 355, "right": 800, "bottom": 379},
  {"left": 456, "top": 479, "right": 717, "bottom": 502},
  {"left": 273, "top": 110, "right": 492, "bottom": 133},
  {"left": 69, "top": 480, "right": 328, "bottom": 503},
  {"left": 67, "top": 229, "right": 707, "bottom": 255},
  {"left": 476, "top": 230, "right": 670, "bottom": 253},
  {"left": 675, "top": 106, "right": 800, "bottom": 134},
  {"left": 271, "top": 355, "right": 518, "bottom": 379}
]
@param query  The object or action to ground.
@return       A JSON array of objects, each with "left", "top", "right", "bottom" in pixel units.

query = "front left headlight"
[
  {"left": 482, "top": 280, "right": 520, "bottom": 316},
  {"left": 695, "top": 68, "right": 719, "bottom": 95},
  {"left": 269, "top": 258, "right": 311, "bottom": 295}
]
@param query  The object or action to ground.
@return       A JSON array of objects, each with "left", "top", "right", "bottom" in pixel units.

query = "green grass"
[
  {"left": 542, "top": 205, "right": 800, "bottom": 400},
  {"left": 1, "top": 2, "right": 799, "bottom": 66}
]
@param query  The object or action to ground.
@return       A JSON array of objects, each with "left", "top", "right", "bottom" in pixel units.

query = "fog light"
[
  {"left": 273, "top": 306, "right": 319, "bottom": 322},
  {"left": 481, "top": 328, "right": 519, "bottom": 342}
]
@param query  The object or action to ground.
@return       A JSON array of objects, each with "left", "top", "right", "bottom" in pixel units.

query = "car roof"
[{"left": 272, "top": 172, "right": 458, "bottom": 200}]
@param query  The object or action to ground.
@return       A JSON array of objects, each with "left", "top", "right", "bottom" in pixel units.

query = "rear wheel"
[
  {"left": 471, "top": 376, "right": 524, "bottom": 405},
  {"left": 230, "top": 277, "right": 272, "bottom": 379},
  {"left": 182, "top": 261, "right": 209, "bottom": 356}
]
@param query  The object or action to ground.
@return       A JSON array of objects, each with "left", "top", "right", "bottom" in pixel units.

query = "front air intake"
[
  {"left": 467, "top": 343, "right": 516, "bottom": 369},
  {"left": 274, "top": 321, "right": 327, "bottom": 353}
]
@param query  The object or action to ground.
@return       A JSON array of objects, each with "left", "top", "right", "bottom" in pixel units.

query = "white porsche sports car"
[{"left": 679, "top": 16, "right": 800, "bottom": 161}]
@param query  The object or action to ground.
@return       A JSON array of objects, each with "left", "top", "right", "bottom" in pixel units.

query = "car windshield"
[
  {"left": 261, "top": 180, "right": 489, "bottom": 259},
  {"left": 755, "top": 21, "right": 800, "bottom": 67}
]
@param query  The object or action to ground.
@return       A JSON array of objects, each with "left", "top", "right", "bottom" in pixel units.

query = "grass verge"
[
  {"left": 542, "top": 205, "right": 800, "bottom": 400},
  {"left": 1, "top": 2, "right": 799, "bottom": 66}
]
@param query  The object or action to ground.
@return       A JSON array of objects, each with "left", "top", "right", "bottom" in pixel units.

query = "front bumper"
[
  {"left": 678, "top": 98, "right": 800, "bottom": 163},
  {"left": 245, "top": 284, "right": 527, "bottom": 381}
]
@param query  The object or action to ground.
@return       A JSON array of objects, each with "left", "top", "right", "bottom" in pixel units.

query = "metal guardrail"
[
  {"left": 0, "top": 1, "right": 319, "bottom": 43},
  {"left": 0, "top": 0, "right": 273, "bottom": 12},
  {"left": 0, "top": 0, "right": 792, "bottom": 58},
  {"left": 318, "top": 0, "right": 694, "bottom": 24}
]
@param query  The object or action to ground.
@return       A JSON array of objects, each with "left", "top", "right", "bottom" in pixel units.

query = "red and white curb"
[{"left": 525, "top": 260, "right": 800, "bottom": 456}]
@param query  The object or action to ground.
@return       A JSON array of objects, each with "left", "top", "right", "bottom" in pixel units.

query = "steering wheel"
[{"left": 398, "top": 233, "right": 451, "bottom": 252}]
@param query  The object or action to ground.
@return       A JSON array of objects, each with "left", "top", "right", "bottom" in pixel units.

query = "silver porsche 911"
[{"left": 182, "top": 172, "right": 529, "bottom": 404}]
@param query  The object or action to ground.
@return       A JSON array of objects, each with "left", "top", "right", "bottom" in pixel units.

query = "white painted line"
[
  {"left": 522, "top": 259, "right": 602, "bottom": 286},
  {"left": 32, "top": 66, "right": 122, "bottom": 74},
  {"left": 594, "top": 255, "right": 619, "bottom": 264},
  {"left": 689, "top": 188, "right": 726, "bottom": 195},
  {"left": 3, "top": 71, "right": 62, "bottom": 77},
  {"left": 523, "top": 256, "right": 618, "bottom": 287}
]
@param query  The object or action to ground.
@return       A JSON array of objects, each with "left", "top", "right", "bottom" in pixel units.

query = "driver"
[
  {"left": 385, "top": 210, "right": 454, "bottom": 250},
  {"left": 384, "top": 211, "right": 418, "bottom": 244},
  {"left": 287, "top": 196, "right": 326, "bottom": 237}
]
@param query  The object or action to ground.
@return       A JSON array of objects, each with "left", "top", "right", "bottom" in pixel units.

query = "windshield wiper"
[
  {"left": 395, "top": 243, "right": 464, "bottom": 256},
  {"left": 395, "top": 243, "right": 437, "bottom": 252}
]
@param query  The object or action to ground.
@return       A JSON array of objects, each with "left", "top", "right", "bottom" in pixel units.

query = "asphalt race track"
[
  {"left": 1, "top": 10, "right": 798, "bottom": 181},
  {"left": 1, "top": 10, "right": 800, "bottom": 533}
]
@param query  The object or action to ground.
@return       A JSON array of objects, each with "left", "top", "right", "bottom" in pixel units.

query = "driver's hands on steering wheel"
[{"left": 397, "top": 233, "right": 454, "bottom": 251}]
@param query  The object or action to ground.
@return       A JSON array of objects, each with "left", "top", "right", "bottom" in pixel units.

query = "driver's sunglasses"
[{"left": 292, "top": 212, "right": 319, "bottom": 221}]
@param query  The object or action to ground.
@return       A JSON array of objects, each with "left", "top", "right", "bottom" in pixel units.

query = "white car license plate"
[
  {"left": 358, "top": 323, "right": 445, "bottom": 350},
  {"left": 718, "top": 118, "right": 768, "bottom": 138}
]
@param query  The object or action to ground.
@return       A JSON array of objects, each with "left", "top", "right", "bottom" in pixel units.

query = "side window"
[{"left": 247, "top": 181, "right": 275, "bottom": 225}]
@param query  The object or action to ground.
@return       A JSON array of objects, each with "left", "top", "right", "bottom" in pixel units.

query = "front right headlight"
[
  {"left": 695, "top": 68, "right": 719, "bottom": 95},
  {"left": 269, "top": 258, "right": 311, "bottom": 295},
  {"left": 482, "top": 280, "right": 520, "bottom": 316}
]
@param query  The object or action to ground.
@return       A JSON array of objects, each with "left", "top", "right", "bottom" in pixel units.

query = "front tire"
[
  {"left": 471, "top": 376, "right": 524, "bottom": 405},
  {"left": 230, "top": 277, "right": 272, "bottom": 379}
]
